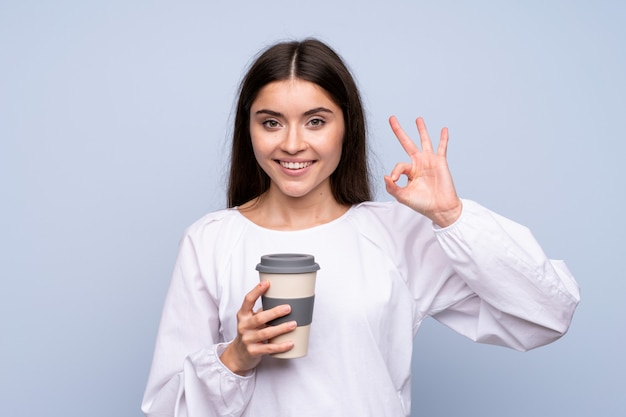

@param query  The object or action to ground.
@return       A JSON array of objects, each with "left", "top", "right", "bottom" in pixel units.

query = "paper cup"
[{"left": 256, "top": 254, "right": 319, "bottom": 359}]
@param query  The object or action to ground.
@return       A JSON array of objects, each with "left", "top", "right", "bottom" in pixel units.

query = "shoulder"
[
  {"left": 187, "top": 207, "right": 238, "bottom": 228},
  {"left": 346, "top": 200, "right": 434, "bottom": 243},
  {"left": 181, "top": 208, "right": 250, "bottom": 247},
  {"left": 174, "top": 208, "right": 253, "bottom": 272},
  {"left": 340, "top": 201, "right": 442, "bottom": 277},
  {"left": 348, "top": 200, "right": 430, "bottom": 228}
]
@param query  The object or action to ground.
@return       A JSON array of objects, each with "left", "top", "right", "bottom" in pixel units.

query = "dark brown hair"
[{"left": 227, "top": 38, "right": 372, "bottom": 207}]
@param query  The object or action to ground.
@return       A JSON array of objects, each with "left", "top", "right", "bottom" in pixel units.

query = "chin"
[
  {"left": 281, "top": 190, "right": 311, "bottom": 199},
  {"left": 270, "top": 179, "right": 329, "bottom": 200},
  {"left": 276, "top": 185, "right": 316, "bottom": 199}
]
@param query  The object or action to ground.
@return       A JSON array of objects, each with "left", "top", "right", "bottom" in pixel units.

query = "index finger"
[
  {"left": 241, "top": 281, "right": 269, "bottom": 312},
  {"left": 389, "top": 115, "right": 420, "bottom": 157}
]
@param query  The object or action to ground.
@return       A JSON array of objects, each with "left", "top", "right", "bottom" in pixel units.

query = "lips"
[{"left": 279, "top": 161, "right": 313, "bottom": 170}]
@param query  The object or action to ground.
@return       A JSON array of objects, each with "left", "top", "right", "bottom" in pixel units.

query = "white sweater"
[{"left": 141, "top": 199, "right": 580, "bottom": 417}]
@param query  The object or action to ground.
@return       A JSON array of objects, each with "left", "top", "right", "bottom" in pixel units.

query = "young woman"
[{"left": 142, "top": 38, "right": 579, "bottom": 417}]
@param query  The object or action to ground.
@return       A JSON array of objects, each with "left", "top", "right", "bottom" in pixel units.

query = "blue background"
[{"left": 2, "top": 1, "right": 624, "bottom": 416}]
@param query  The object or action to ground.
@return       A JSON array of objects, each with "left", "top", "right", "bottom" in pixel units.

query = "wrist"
[
  {"left": 430, "top": 200, "right": 463, "bottom": 228},
  {"left": 219, "top": 342, "right": 250, "bottom": 376}
]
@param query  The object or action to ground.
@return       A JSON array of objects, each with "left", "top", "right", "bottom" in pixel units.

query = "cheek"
[
  {"left": 334, "top": 129, "right": 346, "bottom": 157},
  {"left": 249, "top": 137, "right": 265, "bottom": 167},
  {"left": 250, "top": 136, "right": 279, "bottom": 176},
  {"left": 249, "top": 132, "right": 267, "bottom": 157},
  {"left": 325, "top": 135, "right": 344, "bottom": 171},
  {"left": 249, "top": 125, "right": 278, "bottom": 154},
  {"left": 251, "top": 144, "right": 270, "bottom": 170}
]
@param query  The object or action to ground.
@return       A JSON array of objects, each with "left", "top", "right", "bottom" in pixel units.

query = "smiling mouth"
[{"left": 279, "top": 161, "right": 313, "bottom": 170}]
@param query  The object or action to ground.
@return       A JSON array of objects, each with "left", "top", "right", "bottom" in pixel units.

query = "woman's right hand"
[{"left": 219, "top": 280, "right": 297, "bottom": 375}]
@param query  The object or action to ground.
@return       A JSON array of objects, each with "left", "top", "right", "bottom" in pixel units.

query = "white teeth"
[{"left": 280, "top": 161, "right": 312, "bottom": 170}]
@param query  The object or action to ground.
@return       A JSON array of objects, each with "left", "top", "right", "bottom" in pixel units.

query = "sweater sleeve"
[
  {"left": 429, "top": 199, "right": 580, "bottom": 351},
  {"left": 141, "top": 232, "right": 255, "bottom": 417}
]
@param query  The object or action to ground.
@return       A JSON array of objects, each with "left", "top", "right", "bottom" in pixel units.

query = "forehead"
[{"left": 251, "top": 79, "right": 339, "bottom": 111}]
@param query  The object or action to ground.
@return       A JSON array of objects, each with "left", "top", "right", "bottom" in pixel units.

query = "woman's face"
[{"left": 249, "top": 78, "right": 345, "bottom": 201}]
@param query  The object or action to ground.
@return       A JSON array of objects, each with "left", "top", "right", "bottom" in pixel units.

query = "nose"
[{"left": 281, "top": 126, "right": 306, "bottom": 154}]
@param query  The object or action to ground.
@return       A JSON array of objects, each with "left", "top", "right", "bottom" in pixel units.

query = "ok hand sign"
[{"left": 384, "top": 116, "right": 463, "bottom": 228}]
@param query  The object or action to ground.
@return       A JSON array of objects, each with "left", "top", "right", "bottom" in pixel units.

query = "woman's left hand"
[{"left": 384, "top": 116, "right": 463, "bottom": 228}]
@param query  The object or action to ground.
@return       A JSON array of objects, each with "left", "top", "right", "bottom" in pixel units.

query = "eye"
[
  {"left": 262, "top": 119, "right": 281, "bottom": 129},
  {"left": 308, "top": 118, "right": 325, "bottom": 127}
]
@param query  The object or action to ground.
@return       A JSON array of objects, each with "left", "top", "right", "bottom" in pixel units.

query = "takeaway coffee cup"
[{"left": 256, "top": 253, "right": 319, "bottom": 359}]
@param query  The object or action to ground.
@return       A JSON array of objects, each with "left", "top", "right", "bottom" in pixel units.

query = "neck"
[{"left": 239, "top": 185, "right": 350, "bottom": 231}]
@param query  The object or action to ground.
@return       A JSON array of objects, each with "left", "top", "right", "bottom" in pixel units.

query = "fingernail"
[{"left": 282, "top": 305, "right": 291, "bottom": 313}]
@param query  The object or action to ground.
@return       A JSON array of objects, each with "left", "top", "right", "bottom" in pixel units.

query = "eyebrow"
[{"left": 255, "top": 107, "right": 334, "bottom": 117}]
